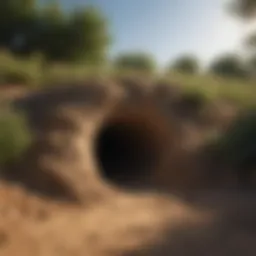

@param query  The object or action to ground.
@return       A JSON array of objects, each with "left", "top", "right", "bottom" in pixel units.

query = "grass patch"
[
  {"left": 166, "top": 72, "right": 256, "bottom": 107},
  {"left": 0, "top": 107, "right": 32, "bottom": 165},
  {"left": 0, "top": 50, "right": 254, "bottom": 109},
  {"left": 0, "top": 51, "right": 43, "bottom": 88}
]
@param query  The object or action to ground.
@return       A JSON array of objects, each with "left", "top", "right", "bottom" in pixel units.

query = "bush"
[
  {"left": 214, "top": 108, "right": 256, "bottom": 169},
  {"left": 209, "top": 53, "right": 248, "bottom": 79},
  {"left": 0, "top": 108, "right": 32, "bottom": 165},
  {"left": 0, "top": 51, "right": 42, "bottom": 87}
]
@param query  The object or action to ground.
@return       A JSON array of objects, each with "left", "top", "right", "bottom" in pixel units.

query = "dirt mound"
[
  {"left": 6, "top": 79, "right": 194, "bottom": 204},
  {"left": 0, "top": 79, "right": 256, "bottom": 255},
  {"left": 4, "top": 79, "right": 235, "bottom": 201},
  {"left": 7, "top": 80, "right": 121, "bottom": 203}
]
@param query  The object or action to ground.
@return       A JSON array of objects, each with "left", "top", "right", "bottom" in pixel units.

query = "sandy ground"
[{"left": 0, "top": 181, "right": 255, "bottom": 256}]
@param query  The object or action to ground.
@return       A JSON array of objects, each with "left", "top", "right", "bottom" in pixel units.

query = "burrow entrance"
[{"left": 94, "top": 110, "right": 169, "bottom": 188}]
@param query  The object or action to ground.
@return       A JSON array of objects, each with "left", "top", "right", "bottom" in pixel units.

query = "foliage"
[
  {"left": 214, "top": 108, "right": 256, "bottom": 168},
  {"left": 0, "top": 51, "right": 42, "bottom": 87},
  {"left": 0, "top": 108, "right": 32, "bottom": 164},
  {"left": 170, "top": 55, "right": 200, "bottom": 74},
  {"left": 114, "top": 52, "right": 156, "bottom": 73},
  {"left": 209, "top": 53, "right": 248, "bottom": 79},
  {"left": 0, "top": 1, "right": 110, "bottom": 64},
  {"left": 66, "top": 7, "right": 110, "bottom": 64},
  {"left": 227, "top": 0, "right": 256, "bottom": 20}
]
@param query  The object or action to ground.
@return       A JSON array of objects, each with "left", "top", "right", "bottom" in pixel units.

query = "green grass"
[
  {"left": 0, "top": 51, "right": 43, "bottom": 88},
  {"left": 166, "top": 71, "right": 256, "bottom": 107},
  {"left": 0, "top": 50, "right": 255, "bottom": 108}
]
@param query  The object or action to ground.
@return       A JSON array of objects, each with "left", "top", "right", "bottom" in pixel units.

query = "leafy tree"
[
  {"left": 66, "top": 7, "right": 110, "bottom": 64},
  {"left": 170, "top": 55, "right": 200, "bottom": 74},
  {"left": 38, "top": 2, "right": 70, "bottom": 61},
  {"left": 227, "top": 0, "right": 256, "bottom": 20},
  {"left": 0, "top": 0, "right": 37, "bottom": 53},
  {"left": 0, "top": 1, "right": 111, "bottom": 64},
  {"left": 209, "top": 53, "right": 247, "bottom": 78},
  {"left": 114, "top": 52, "right": 156, "bottom": 72},
  {"left": 38, "top": 5, "right": 110, "bottom": 63}
]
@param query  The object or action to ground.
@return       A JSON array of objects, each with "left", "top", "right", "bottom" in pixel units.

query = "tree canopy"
[
  {"left": 0, "top": 0, "right": 110, "bottom": 64},
  {"left": 227, "top": 0, "right": 256, "bottom": 20}
]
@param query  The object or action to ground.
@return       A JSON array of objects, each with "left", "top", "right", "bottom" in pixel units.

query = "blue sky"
[{"left": 42, "top": 0, "right": 255, "bottom": 66}]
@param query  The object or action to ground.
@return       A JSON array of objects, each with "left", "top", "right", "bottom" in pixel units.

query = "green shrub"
[
  {"left": 0, "top": 51, "right": 42, "bottom": 87},
  {"left": 0, "top": 108, "right": 32, "bottom": 164},
  {"left": 214, "top": 108, "right": 256, "bottom": 167}
]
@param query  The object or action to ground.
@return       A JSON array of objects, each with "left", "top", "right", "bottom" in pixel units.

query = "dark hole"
[{"left": 95, "top": 120, "right": 160, "bottom": 187}]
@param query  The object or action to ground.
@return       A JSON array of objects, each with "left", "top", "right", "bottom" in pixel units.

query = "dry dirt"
[
  {"left": 0, "top": 181, "right": 256, "bottom": 256},
  {"left": 0, "top": 181, "right": 201, "bottom": 256}
]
